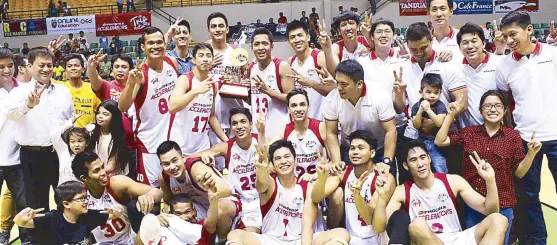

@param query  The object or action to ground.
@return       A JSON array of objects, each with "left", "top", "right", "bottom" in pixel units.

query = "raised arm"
[
  {"left": 371, "top": 173, "right": 402, "bottom": 234},
  {"left": 301, "top": 183, "right": 318, "bottom": 245},
  {"left": 325, "top": 119, "right": 341, "bottom": 163},
  {"left": 190, "top": 161, "right": 232, "bottom": 199},
  {"left": 254, "top": 144, "right": 276, "bottom": 205},
  {"left": 119, "top": 58, "right": 145, "bottom": 112},
  {"left": 87, "top": 49, "right": 108, "bottom": 92},
  {"left": 516, "top": 132, "right": 542, "bottom": 178},
  {"left": 434, "top": 99, "right": 460, "bottom": 147},
  {"left": 109, "top": 175, "right": 164, "bottom": 215},
  {"left": 5, "top": 82, "right": 45, "bottom": 120},
  {"left": 190, "top": 142, "right": 228, "bottom": 167},
  {"left": 14, "top": 208, "right": 45, "bottom": 229},
  {"left": 392, "top": 67, "right": 407, "bottom": 114},
  {"left": 158, "top": 173, "right": 175, "bottom": 205},
  {"left": 203, "top": 182, "right": 220, "bottom": 234},
  {"left": 316, "top": 19, "right": 339, "bottom": 76},
  {"left": 311, "top": 150, "right": 342, "bottom": 203}
]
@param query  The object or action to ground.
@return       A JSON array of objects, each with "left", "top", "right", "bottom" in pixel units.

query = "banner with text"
[
  {"left": 46, "top": 15, "right": 96, "bottom": 35},
  {"left": 399, "top": 0, "right": 428, "bottom": 16},
  {"left": 95, "top": 11, "right": 151, "bottom": 36},
  {"left": 493, "top": 0, "right": 539, "bottom": 14},
  {"left": 453, "top": 0, "right": 493, "bottom": 15},
  {"left": 3, "top": 18, "right": 47, "bottom": 37}
]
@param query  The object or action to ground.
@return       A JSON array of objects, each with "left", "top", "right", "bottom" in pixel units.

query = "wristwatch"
[{"left": 383, "top": 157, "right": 392, "bottom": 165}]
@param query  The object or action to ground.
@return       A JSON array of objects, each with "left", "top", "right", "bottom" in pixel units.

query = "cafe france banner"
[
  {"left": 399, "top": 0, "right": 428, "bottom": 16},
  {"left": 95, "top": 11, "right": 151, "bottom": 36},
  {"left": 46, "top": 15, "right": 96, "bottom": 35},
  {"left": 3, "top": 18, "right": 47, "bottom": 37},
  {"left": 453, "top": 0, "right": 493, "bottom": 15},
  {"left": 493, "top": 0, "right": 539, "bottom": 14}
]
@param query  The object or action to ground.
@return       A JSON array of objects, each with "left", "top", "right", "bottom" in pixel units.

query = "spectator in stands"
[
  {"left": 99, "top": 32, "right": 109, "bottom": 53},
  {"left": 63, "top": 2, "right": 71, "bottom": 16},
  {"left": 2, "top": 43, "right": 7, "bottom": 49},
  {"left": 116, "top": 0, "right": 123, "bottom": 13},
  {"left": 57, "top": 1, "right": 64, "bottom": 16},
  {"left": 165, "top": 18, "right": 194, "bottom": 75},
  {"left": 21, "top": 43, "right": 29, "bottom": 55},
  {"left": 338, "top": 5, "right": 347, "bottom": 15},
  {"left": 278, "top": 12, "right": 287, "bottom": 24},
  {"left": 370, "top": 0, "right": 376, "bottom": 14},
  {"left": 68, "top": 33, "right": 74, "bottom": 42},
  {"left": 78, "top": 31, "right": 87, "bottom": 44},
  {"left": 78, "top": 39, "right": 90, "bottom": 53},
  {"left": 99, "top": 56, "right": 111, "bottom": 79},
  {"left": 394, "top": 28, "right": 404, "bottom": 42},
  {"left": 70, "top": 39, "right": 80, "bottom": 52},
  {"left": 256, "top": 19, "right": 264, "bottom": 27},
  {"left": 300, "top": 11, "right": 309, "bottom": 28},
  {"left": 309, "top": 7, "right": 319, "bottom": 21},
  {"left": 48, "top": 0, "right": 57, "bottom": 17},
  {"left": 483, "top": 22, "right": 493, "bottom": 48},
  {"left": 127, "top": 0, "right": 136, "bottom": 12},
  {"left": 1, "top": 0, "right": 7, "bottom": 20},
  {"left": 267, "top": 18, "right": 274, "bottom": 25}
]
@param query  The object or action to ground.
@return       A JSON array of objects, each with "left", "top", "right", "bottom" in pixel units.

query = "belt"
[{"left": 21, "top": 145, "right": 54, "bottom": 152}]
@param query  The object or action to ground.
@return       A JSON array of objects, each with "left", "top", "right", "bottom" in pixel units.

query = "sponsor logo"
[
  {"left": 306, "top": 140, "right": 317, "bottom": 148},
  {"left": 151, "top": 77, "right": 159, "bottom": 85},
  {"left": 233, "top": 154, "right": 241, "bottom": 161},
  {"left": 412, "top": 199, "right": 422, "bottom": 208},
  {"left": 431, "top": 223, "right": 444, "bottom": 233},
  {"left": 130, "top": 15, "right": 150, "bottom": 30}
]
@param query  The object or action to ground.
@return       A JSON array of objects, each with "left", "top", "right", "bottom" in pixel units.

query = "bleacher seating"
[{"left": 9, "top": 0, "right": 115, "bottom": 11}]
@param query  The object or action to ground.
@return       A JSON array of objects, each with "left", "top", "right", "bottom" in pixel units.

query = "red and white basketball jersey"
[
  {"left": 210, "top": 45, "right": 246, "bottom": 129},
  {"left": 283, "top": 118, "right": 324, "bottom": 179},
  {"left": 337, "top": 40, "right": 365, "bottom": 61},
  {"left": 133, "top": 56, "right": 178, "bottom": 153},
  {"left": 88, "top": 177, "right": 134, "bottom": 244},
  {"left": 226, "top": 134, "right": 259, "bottom": 201},
  {"left": 260, "top": 176, "right": 309, "bottom": 242},
  {"left": 163, "top": 157, "right": 215, "bottom": 209},
  {"left": 289, "top": 50, "right": 324, "bottom": 120},
  {"left": 341, "top": 165, "right": 381, "bottom": 239},
  {"left": 249, "top": 58, "right": 289, "bottom": 139},
  {"left": 169, "top": 72, "right": 216, "bottom": 156},
  {"left": 404, "top": 173, "right": 462, "bottom": 234}
]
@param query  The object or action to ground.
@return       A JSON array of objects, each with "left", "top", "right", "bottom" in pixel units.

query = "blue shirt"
[
  {"left": 99, "top": 37, "right": 109, "bottom": 49},
  {"left": 166, "top": 49, "right": 193, "bottom": 75}
]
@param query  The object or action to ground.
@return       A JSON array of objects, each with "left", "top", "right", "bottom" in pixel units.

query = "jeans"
[
  {"left": 117, "top": 3, "right": 123, "bottom": 13},
  {"left": 423, "top": 138, "right": 447, "bottom": 173},
  {"left": 395, "top": 126, "right": 411, "bottom": 184},
  {"left": 126, "top": 1, "right": 136, "bottom": 12},
  {"left": 465, "top": 205, "right": 513, "bottom": 245},
  {"left": 0, "top": 165, "right": 30, "bottom": 242},
  {"left": 516, "top": 139, "right": 557, "bottom": 245}
]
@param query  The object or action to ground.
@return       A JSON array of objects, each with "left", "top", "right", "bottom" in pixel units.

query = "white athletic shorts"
[
  {"left": 436, "top": 225, "right": 477, "bottom": 245},
  {"left": 136, "top": 152, "right": 162, "bottom": 187},
  {"left": 350, "top": 232, "right": 389, "bottom": 245},
  {"left": 255, "top": 233, "right": 322, "bottom": 245},
  {"left": 240, "top": 198, "right": 262, "bottom": 228}
]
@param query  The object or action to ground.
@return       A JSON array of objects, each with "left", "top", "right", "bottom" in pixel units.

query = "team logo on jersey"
[
  {"left": 412, "top": 199, "right": 422, "bottom": 208},
  {"left": 166, "top": 69, "right": 174, "bottom": 77},
  {"left": 292, "top": 142, "right": 297, "bottom": 149},
  {"left": 103, "top": 194, "right": 112, "bottom": 202},
  {"left": 306, "top": 140, "right": 317, "bottom": 148},
  {"left": 307, "top": 68, "right": 316, "bottom": 77},
  {"left": 172, "top": 187, "right": 182, "bottom": 194},
  {"left": 294, "top": 197, "right": 304, "bottom": 207},
  {"left": 233, "top": 154, "right": 241, "bottom": 161},
  {"left": 438, "top": 193, "right": 448, "bottom": 203},
  {"left": 266, "top": 75, "right": 276, "bottom": 84},
  {"left": 88, "top": 200, "right": 96, "bottom": 207},
  {"left": 431, "top": 223, "right": 444, "bottom": 234},
  {"left": 151, "top": 77, "right": 159, "bottom": 85}
]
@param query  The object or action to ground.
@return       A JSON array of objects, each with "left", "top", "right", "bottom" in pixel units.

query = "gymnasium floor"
[{"left": 3, "top": 158, "right": 557, "bottom": 245}]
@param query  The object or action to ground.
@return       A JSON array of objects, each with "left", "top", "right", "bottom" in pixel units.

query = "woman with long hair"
[{"left": 88, "top": 100, "right": 130, "bottom": 175}]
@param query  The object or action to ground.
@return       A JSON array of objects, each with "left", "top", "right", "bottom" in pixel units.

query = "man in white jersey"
[
  {"left": 323, "top": 60, "right": 397, "bottom": 171},
  {"left": 457, "top": 23, "right": 505, "bottom": 127},
  {"left": 285, "top": 20, "right": 333, "bottom": 120},
  {"left": 311, "top": 130, "right": 393, "bottom": 245},
  {"left": 249, "top": 27, "right": 295, "bottom": 139},
  {"left": 318, "top": 12, "right": 370, "bottom": 76},
  {"left": 226, "top": 140, "right": 350, "bottom": 245},
  {"left": 497, "top": 11, "right": 557, "bottom": 244},
  {"left": 168, "top": 43, "right": 227, "bottom": 156},
  {"left": 71, "top": 151, "right": 164, "bottom": 244},
  {"left": 427, "top": 0, "right": 463, "bottom": 63},
  {"left": 137, "top": 191, "right": 218, "bottom": 244},
  {"left": 118, "top": 26, "right": 179, "bottom": 187},
  {"left": 156, "top": 141, "right": 241, "bottom": 242},
  {"left": 192, "top": 108, "right": 263, "bottom": 233},
  {"left": 393, "top": 22, "right": 467, "bottom": 140},
  {"left": 372, "top": 140, "right": 508, "bottom": 244}
]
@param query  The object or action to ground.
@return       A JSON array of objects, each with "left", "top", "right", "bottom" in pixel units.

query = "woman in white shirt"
[{"left": 87, "top": 100, "right": 130, "bottom": 175}]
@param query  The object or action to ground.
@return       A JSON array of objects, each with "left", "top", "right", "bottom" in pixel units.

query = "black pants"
[
  {"left": 117, "top": 3, "right": 123, "bottom": 13},
  {"left": 0, "top": 165, "right": 30, "bottom": 242},
  {"left": 387, "top": 210, "right": 411, "bottom": 245},
  {"left": 126, "top": 1, "right": 136, "bottom": 12}
]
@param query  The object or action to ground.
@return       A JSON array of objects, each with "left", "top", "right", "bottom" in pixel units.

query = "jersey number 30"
[{"left": 102, "top": 218, "right": 127, "bottom": 238}]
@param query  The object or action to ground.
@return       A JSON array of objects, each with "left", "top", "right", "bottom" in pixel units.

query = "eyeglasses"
[
  {"left": 70, "top": 196, "right": 88, "bottom": 203},
  {"left": 482, "top": 103, "right": 504, "bottom": 110}
]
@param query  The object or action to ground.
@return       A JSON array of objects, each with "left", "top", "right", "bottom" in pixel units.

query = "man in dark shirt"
[{"left": 14, "top": 181, "right": 124, "bottom": 245}]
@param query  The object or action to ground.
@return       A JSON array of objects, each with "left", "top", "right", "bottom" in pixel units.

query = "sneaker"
[
  {"left": 140, "top": 214, "right": 162, "bottom": 245},
  {"left": 0, "top": 231, "right": 9, "bottom": 245}
]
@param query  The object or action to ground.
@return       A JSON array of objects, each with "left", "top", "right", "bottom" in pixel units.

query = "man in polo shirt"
[
  {"left": 427, "top": 0, "right": 462, "bottom": 63},
  {"left": 457, "top": 23, "right": 505, "bottom": 127},
  {"left": 496, "top": 11, "right": 557, "bottom": 244},
  {"left": 393, "top": 22, "right": 467, "bottom": 140},
  {"left": 323, "top": 59, "right": 397, "bottom": 169},
  {"left": 165, "top": 18, "right": 193, "bottom": 75}
]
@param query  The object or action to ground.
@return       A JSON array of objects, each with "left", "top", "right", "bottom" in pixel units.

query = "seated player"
[
  {"left": 226, "top": 140, "right": 350, "bottom": 245},
  {"left": 137, "top": 190, "right": 219, "bottom": 244},
  {"left": 156, "top": 141, "right": 241, "bottom": 241},
  {"left": 14, "top": 181, "right": 124, "bottom": 245},
  {"left": 192, "top": 108, "right": 263, "bottom": 233},
  {"left": 71, "top": 151, "right": 164, "bottom": 244},
  {"left": 372, "top": 140, "right": 508, "bottom": 245},
  {"left": 311, "top": 130, "right": 392, "bottom": 245}
]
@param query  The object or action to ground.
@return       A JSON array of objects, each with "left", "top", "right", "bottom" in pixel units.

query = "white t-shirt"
[
  {"left": 432, "top": 27, "right": 463, "bottom": 65},
  {"left": 0, "top": 80, "right": 21, "bottom": 166}
]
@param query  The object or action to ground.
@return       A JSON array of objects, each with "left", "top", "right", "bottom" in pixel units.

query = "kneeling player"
[
  {"left": 311, "top": 130, "right": 391, "bottom": 245},
  {"left": 157, "top": 141, "right": 240, "bottom": 241},
  {"left": 71, "top": 151, "right": 164, "bottom": 244},
  {"left": 192, "top": 108, "right": 263, "bottom": 232},
  {"left": 226, "top": 140, "right": 350, "bottom": 245},
  {"left": 372, "top": 140, "right": 508, "bottom": 245}
]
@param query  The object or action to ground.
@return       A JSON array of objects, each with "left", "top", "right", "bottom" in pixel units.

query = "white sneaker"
[{"left": 140, "top": 214, "right": 162, "bottom": 245}]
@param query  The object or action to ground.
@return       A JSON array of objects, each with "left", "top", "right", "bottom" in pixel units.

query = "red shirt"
[
  {"left": 278, "top": 16, "right": 287, "bottom": 24},
  {"left": 449, "top": 125, "right": 525, "bottom": 208},
  {"left": 93, "top": 80, "right": 135, "bottom": 149}
]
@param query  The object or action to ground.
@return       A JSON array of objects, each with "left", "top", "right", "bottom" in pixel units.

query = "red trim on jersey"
[
  {"left": 247, "top": 61, "right": 256, "bottom": 78},
  {"left": 370, "top": 49, "right": 395, "bottom": 60},
  {"left": 283, "top": 121, "right": 295, "bottom": 140},
  {"left": 341, "top": 165, "right": 354, "bottom": 189},
  {"left": 167, "top": 113, "right": 176, "bottom": 141},
  {"left": 411, "top": 51, "right": 436, "bottom": 64},
  {"left": 403, "top": 180, "right": 414, "bottom": 212},
  {"left": 273, "top": 58, "right": 284, "bottom": 93},
  {"left": 197, "top": 219, "right": 215, "bottom": 245},
  {"left": 369, "top": 172, "right": 378, "bottom": 195},
  {"left": 260, "top": 174, "right": 279, "bottom": 218},
  {"left": 225, "top": 137, "right": 236, "bottom": 169},
  {"left": 163, "top": 56, "right": 178, "bottom": 73},
  {"left": 435, "top": 173, "right": 458, "bottom": 211},
  {"left": 135, "top": 152, "right": 150, "bottom": 185},
  {"left": 162, "top": 171, "right": 171, "bottom": 186},
  {"left": 133, "top": 63, "right": 151, "bottom": 152},
  {"left": 357, "top": 35, "right": 370, "bottom": 47},
  {"left": 512, "top": 41, "right": 541, "bottom": 61},
  {"left": 106, "top": 176, "right": 128, "bottom": 205},
  {"left": 12, "top": 78, "right": 18, "bottom": 87},
  {"left": 186, "top": 72, "right": 195, "bottom": 92},
  {"left": 337, "top": 40, "right": 345, "bottom": 61},
  {"left": 290, "top": 49, "right": 320, "bottom": 67},
  {"left": 308, "top": 118, "right": 324, "bottom": 146},
  {"left": 299, "top": 179, "right": 309, "bottom": 200}
]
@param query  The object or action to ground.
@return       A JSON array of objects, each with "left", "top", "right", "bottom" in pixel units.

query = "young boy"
[
  {"left": 411, "top": 73, "right": 448, "bottom": 173},
  {"left": 13, "top": 181, "right": 124, "bottom": 245}
]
